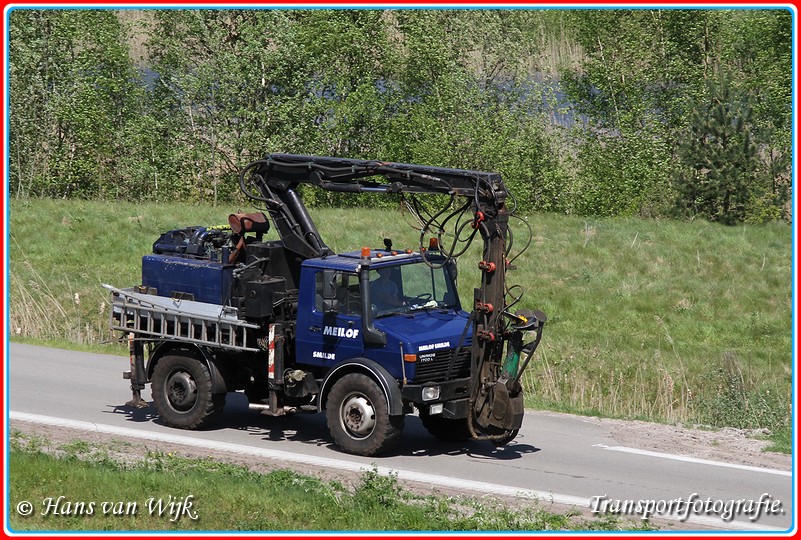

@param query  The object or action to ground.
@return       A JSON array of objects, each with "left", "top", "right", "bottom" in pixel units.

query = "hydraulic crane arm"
[
  {"left": 238, "top": 153, "right": 545, "bottom": 444},
  {"left": 238, "top": 153, "right": 509, "bottom": 259},
  {"left": 243, "top": 153, "right": 506, "bottom": 196}
]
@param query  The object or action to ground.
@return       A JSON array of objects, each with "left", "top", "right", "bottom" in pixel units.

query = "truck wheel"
[
  {"left": 151, "top": 354, "right": 225, "bottom": 430},
  {"left": 418, "top": 408, "right": 472, "bottom": 441},
  {"left": 326, "top": 373, "right": 403, "bottom": 456}
]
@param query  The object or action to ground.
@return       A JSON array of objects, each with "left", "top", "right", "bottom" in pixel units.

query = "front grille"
[{"left": 412, "top": 347, "right": 471, "bottom": 383}]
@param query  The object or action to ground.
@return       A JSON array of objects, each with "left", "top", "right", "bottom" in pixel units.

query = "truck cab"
[{"left": 295, "top": 248, "right": 473, "bottom": 425}]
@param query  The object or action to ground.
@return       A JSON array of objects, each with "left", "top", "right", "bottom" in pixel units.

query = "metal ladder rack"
[{"left": 104, "top": 285, "right": 261, "bottom": 353}]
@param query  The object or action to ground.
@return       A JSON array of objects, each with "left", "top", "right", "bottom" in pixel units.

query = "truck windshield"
[{"left": 370, "top": 262, "right": 458, "bottom": 317}]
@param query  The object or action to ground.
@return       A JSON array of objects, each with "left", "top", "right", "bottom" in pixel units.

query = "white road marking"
[
  {"left": 7, "top": 411, "right": 788, "bottom": 532},
  {"left": 593, "top": 444, "right": 792, "bottom": 477}
]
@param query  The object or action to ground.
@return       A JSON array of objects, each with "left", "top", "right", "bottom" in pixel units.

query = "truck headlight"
[
  {"left": 422, "top": 386, "right": 440, "bottom": 401},
  {"left": 429, "top": 403, "right": 444, "bottom": 415}
]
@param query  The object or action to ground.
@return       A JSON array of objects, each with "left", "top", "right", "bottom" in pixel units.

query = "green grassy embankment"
[{"left": 8, "top": 198, "right": 793, "bottom": 443}]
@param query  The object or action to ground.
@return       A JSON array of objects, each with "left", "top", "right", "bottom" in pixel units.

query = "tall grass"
[
  {"left": 8, "top": 199, "right": 227, "bottom": 344},
  {"left": 8, "top": 198, "right": 793, "bottom": 432},
  {"left": 511, "top": 214, "right": 792, "bottom": 433}
]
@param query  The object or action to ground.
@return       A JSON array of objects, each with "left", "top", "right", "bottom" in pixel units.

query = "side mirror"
[{"left": 322, "top": 270, "right": 338, "bottom": 313}]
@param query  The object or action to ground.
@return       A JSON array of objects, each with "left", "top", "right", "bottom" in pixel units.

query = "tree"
[
  {"left": 9, "top": 8, "right": 788, "bottom": 217},
  {"left": 560, "top": 9, "right": 791, "bottom": 220},
  {"left": 673, "top": 73, "right": 759, "bottom": 224},
  {"left": 145, "top": 9, "right": 560, "bottom": 209},
  {"left": 145, "top": 10, "right": 325, "bottom": 203},
  {"left": 8, "top": 10, "right": 150, "bottom": 199}
]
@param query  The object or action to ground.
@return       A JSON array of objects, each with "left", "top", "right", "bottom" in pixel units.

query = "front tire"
[
  {"left": 325, "top": 373, "right": 403, "bottom": 456},
  {"left": 151, "top": 354, "right": 225, "bottom": 430}
]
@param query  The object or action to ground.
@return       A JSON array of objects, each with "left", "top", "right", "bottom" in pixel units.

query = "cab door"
[{"left": 295, "top": 270, "right": 364, "bottom": 368}]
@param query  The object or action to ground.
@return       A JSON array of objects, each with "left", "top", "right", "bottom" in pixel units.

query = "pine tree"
[{"left": 673, "top": 72, "right": 758, "bottom": 225}]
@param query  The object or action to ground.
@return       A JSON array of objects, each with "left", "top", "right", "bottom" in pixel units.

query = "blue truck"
[{"left": 107, "top": 154, "right": 545, "bottom": 456}]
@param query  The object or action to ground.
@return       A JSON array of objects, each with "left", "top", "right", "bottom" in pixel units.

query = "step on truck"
[{"left": 107, "top": 154, "right": 546, "bottom": 456}]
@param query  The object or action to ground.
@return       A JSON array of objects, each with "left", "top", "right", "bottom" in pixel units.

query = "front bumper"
[{"left": 400, "top": 377, "right": 471, "bottom": 419}]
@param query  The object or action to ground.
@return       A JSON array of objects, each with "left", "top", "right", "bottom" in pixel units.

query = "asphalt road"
[{"left": 5, "top": 343, "right": 795, "bottom": 531}]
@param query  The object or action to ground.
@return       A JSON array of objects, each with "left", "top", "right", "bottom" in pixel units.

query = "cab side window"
[{"left": 315, "top": 272, "right": 361, "bottom": 315}]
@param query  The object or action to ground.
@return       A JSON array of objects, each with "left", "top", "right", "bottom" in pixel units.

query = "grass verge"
[
  {"left": 8, "top": 432, "right": 650, "bottom": 532},
  {"left": 8, "top": 198, "right": 793, "bottom": 443}
]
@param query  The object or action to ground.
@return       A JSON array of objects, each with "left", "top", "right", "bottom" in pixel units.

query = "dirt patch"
[
  {"left": 542, "top": 411, "right": 791, "bottom": 471},
  {"left": 611, "top": 420, "right": 791, "bottom": 470}
]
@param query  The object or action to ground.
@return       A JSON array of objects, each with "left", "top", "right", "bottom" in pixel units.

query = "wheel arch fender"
[
  {"left": 147, "top": 342, "right": 227, "bottom": 395},
  {"left": 318, "top": 358, "right": 403, "bottom": 416}
]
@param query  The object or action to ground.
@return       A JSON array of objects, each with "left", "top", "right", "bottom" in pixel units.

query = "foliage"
[
  {"left": 570, "top": 132, "right": 673, "bottom": 218},
  {"left": 673, "top": 73, "right": 757, "bottom": 224},
  {"left": 697, "top": 352, "right": 790, "bottom": 431},
  {"left": 564, "top": 10, "right": 707, "bottom": 133},
  {"left": 139, "top": 10, "right": 563, "bottom": 208},
  {"left": 146, "top": 11, "right": 325, "bottom": 203},
  {"left": 7, "top": 8, "right": 792, "bottom": 223},
  {"left": 8, "top": 10, "right": 154, "bottom": 199},
  {"left": 672, "top": 68, "right": 790, "bottom": 224},
  {"left": 561, "top": 9, "right": 792, "bottom": 222}
]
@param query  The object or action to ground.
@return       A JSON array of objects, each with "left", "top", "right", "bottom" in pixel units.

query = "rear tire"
[
  {"left": 326, "top": 373, "right": 403, "bottom": 456},
  {"left": 151, "top": 354, "right": 225, "bottom": 430},
  {"left": 418, "top": 408, "right": 472, "bottom": 441}
]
